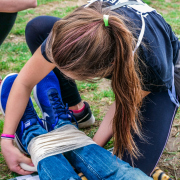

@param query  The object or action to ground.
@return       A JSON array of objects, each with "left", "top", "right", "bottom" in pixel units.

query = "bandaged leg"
[
  {"left": 20, "top": 124, "right": 94, "bottom": 179},
  {"left": 27, "top": 124, "right": 96, "bottom": 169},
  {"left": 20, "top": 124, "right": 152, "bottom": 180},
  {"left": 64, "top": 144, "right": 153, "bottom": 180}
]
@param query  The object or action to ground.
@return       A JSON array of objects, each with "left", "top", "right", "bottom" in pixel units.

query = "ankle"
[
  {"left": 69, "top": 101, "right": 84, "bottom": 112},
  {"left": 71, "top": 104, "right": 85, "bottom": 113}
]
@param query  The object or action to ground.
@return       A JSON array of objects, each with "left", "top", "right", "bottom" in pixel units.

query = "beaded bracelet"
[{"left": 1, "top": 134, "right": 15, "bottom": 140}]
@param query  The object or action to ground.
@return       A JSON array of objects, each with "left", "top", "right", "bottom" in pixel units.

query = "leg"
[
  {"left": 22, "top": 124, "right": 81, "bottom": 180},
  {"left": 64, "top": 144, "right": 153, "bottom": 180},
  {"left": 38, "top": 154, "right": 81, "bottom": 180},
  {"left": 29, "top": 100, "right": 151, "bottom": 179},
  {"left": 122, "top": 91, "right": 178, "bottom": 175},
  {"left": 0, "top": 12, "right": 17, "bottom": 45},
  {"left": 25, "top": 16, "right": 60, "bottom": 54},
  {"left": 25, "top": 16, "right": 81, "bottom": 107},
  {"left": 25, "top": 72, "right": 150, "bottom": 180},
  {"left": 19, "top": 107, "right": 80, "bottom": 180},
  {"left": 0, "top": 73, "right": 81, "bottom": 180},
  {"left": 33, "top": 71, "right": 95, "bottom": 130}
]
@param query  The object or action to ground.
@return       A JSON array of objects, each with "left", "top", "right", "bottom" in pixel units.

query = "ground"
[{"left": 0, "top": 0, "right": 180, "bottom": 179}]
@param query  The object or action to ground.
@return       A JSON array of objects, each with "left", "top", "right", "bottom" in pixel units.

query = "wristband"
[{"left": 1, "top": 134, "right": 15, "bottom": 140}]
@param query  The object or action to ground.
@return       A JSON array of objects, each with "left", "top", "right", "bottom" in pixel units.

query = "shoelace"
[{"left": 48, "top": 92, "right": 78, "bottom": 129}]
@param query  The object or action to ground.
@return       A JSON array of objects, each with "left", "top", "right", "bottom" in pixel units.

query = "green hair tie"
[{"left": 103, "top": 15, "right": 109, "bottom": 27}]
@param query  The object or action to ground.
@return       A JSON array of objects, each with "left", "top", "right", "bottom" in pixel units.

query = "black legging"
[
  {"left": 25, "top": 16, "right": 178, "bottom": 176},
  {"left": 123, "top": 91, "right": 178, "bottom": 175},
  {"left": 0, "top": 12, "right": 17, "bottom": 46}
]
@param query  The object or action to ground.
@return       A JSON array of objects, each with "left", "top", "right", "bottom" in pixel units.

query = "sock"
[{"left": 71, "top": 103, "right": 85, "bottom": 114}]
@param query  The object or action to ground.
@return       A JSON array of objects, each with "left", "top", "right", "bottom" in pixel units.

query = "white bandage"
[
  {"left": 28, "top": 124, "right": 96, "bottom": 169},
  {"left": 20, "top": 163, "right": 37, "bottom": 172}
]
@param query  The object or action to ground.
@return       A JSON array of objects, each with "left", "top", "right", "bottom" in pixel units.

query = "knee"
[
  {"left": 25, "top": 16, "right": 43, "bottom": 40},
  {"left": 25, "top": 16, "right": 47, "bottom": 53}
]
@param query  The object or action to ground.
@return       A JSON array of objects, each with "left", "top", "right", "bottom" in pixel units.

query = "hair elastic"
[
  {"left": 1, "top": 134, "right": 15, "bottom": 140},
  {"left": 103, "top": 15, "right": 109, "bottom": 27}
]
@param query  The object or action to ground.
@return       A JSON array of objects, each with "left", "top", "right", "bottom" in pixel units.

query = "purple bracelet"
[{"left": 1, "top": 134, "right": 15, "bottom": 140}]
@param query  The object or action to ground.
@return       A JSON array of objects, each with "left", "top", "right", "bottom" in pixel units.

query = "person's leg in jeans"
[
  {"left": 64, "top": 144, "right": 153, "bottom": 180},
  {"left": 0, "top": 12, "right": 17, "bottom": 45},
  {"left": 26, "top": 73, "right": 153, "bottom": 180},
  {"left": 0, "top": 73, "right": 152, "bottom": 180},
  {"left": 22, "top": 123, "right": 81, "bottom": 180},
  {"left": 30, "top": 72, "right": 152, "bottom": 180},
  {"left": 0, "top": 73, "right": 81, "bottom": 180},
  {"left": 122, "top": 91, "right": 178, "bottom": 176}
]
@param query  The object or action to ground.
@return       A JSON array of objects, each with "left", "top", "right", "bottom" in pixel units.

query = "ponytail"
[{"left": 109, "top": 15, "right": 143, "bottom": 161}]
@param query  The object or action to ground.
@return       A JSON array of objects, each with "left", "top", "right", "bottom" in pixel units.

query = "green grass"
[
  {"left": 0, "top": 119, "right": 4, "bottom": 134},
  {"left": 48, "top": 6, "right": 78, "bottom": 17},
  {"left": 38, "top": 0, "right": 63, "bottom": 5},
  {"left": 0, "top": 42, "right": 31, "bottom": 73},
  {"left": 76, "top": 81, "right": 99, "bottom": 92},
  {"left": 11, "top": 10, "right": 35, "bottom": 35},
  {"left": 143, "top": 0, "right": 180, "bottom": 36}
]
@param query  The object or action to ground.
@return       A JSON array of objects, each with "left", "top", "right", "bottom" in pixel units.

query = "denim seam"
[{"left": 73, "top": 150, "right": 105, "bottom": 180}]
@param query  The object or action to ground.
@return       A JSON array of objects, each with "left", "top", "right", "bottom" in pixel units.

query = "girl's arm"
[
  {"left": 1, "top": 47, "right": 56, "bottom": 175},
  {"left": 0, "top": 0, "right": 37, "bottom": 12},
  {"left": 93, "top": 102, "right": 115, "bottom": 147},
  {"left": 93, "top": 91, "right": 150, "bottom": 147}
]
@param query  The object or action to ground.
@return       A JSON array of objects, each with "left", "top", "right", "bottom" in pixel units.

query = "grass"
[
  {"left": 48, "top": 6, "right": 78, "bottom": 17},
  {"left": 0, "top": 120, "right": 3, "bottom": 134},
  {"left": 76, "top": 81, "right": 99, "bottom": 92},
  {"left": 0, "top": 0, "right": 180, "bottom": 179},
  {"left": 143, "top": 0, "right": 180, "bottom": 35},
  {"left": 37, "top": 0, "right": 59, "bottom": 5},
  {"left": 0, "top": 42, "right": 31, "bottom": 73}
]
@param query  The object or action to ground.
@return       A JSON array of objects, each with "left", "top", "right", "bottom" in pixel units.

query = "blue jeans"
[{"left": 21, "top": 120, "right": 153, "bottom": 180}]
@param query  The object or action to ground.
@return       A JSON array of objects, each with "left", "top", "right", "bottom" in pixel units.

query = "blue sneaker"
[
  {"left": 0, "top": 73, "right": 44, "bottom": 154},
  {"left": 33, "top": 71, "right": 95, "bottom": 130},
  {"left": 33, "top": 71, "right": 76, "bottom": 131}
]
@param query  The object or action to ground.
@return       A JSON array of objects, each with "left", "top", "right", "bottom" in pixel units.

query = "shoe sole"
[
  {"left": 33, "top": 85, "right": 48, "bottom": 131},
  {"left": 0, "top": 73, "right": 27, "bottom": 154},
  {"left": 73, "top": 114, "right": 95, "bottom": 128}
]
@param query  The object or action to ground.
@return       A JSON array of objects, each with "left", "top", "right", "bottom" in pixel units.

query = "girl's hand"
[{"left": 1, "top": 139, "right": 34, "bottom": 175}]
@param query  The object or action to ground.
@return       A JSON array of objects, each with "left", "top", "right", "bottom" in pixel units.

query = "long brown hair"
[{"left": 47, "top": 2, "right": 144, "bottom": 161}]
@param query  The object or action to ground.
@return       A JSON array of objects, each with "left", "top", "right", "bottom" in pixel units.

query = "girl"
[{"left": 1, "top": 0, "right": 179, "bottom": 176}]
